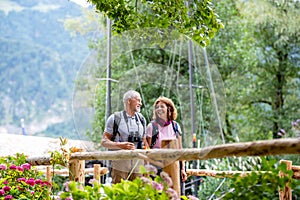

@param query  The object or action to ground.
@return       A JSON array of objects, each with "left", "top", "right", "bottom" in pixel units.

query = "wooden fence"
[
  {"left": 186, "top": 159, "right": 300, "bottom": 200},
  {"left": 27, "top": 138, "right": 300, "bottom": 199},
  {"left": 37, "top": 164, "right": 108, "bottom": 184}
]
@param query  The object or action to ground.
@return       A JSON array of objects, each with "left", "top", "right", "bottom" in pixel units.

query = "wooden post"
[
  {"left": 94, "top": 164, "right": 101, "bottom": 184},
  {"left": 46, "top": 166, "right": 52, "bottom": 192},
  {"left": 69, "top": 159, "right": 85, "bottom": 189},
  {"left": 279, "top": 160, "right": 292, "bottom": 200},
  {"left": 161, "top": 139, "right": 181, "bottom": 196}
]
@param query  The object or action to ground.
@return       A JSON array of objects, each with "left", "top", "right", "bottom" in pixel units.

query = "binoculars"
[{"left": 128, "top": 132, "right": 143, "bottom": 149}]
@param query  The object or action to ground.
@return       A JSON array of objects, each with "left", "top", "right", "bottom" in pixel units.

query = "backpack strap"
[
  {"left": 172, "top": 121, "right": 181, "bottom": 137},
  {"left": 150, "top": 121, "right": 159, "bottom": 148},
  {"left": 135, "top": 112, "right": 146, "bottom": 135},
  {"left": 111, "top": 111, "right": 146, "bottom": 142},
  {"left": 111, "top": 111, "right": 122, "bottom": 142}
]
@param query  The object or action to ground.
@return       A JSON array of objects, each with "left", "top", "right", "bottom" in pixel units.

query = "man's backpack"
[
  {"left": 150, "top": 120, "right": 180, "bottom": 148},
  {"left": 111, "top": 111, "right": 146, "bottom": 142}
]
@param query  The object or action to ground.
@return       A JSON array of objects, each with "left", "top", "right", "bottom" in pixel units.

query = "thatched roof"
[{"left": 0, "top": 134, "right": 96, "bottom": 157}]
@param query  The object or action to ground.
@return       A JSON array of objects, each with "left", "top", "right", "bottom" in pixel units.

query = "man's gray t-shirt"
[
  {"left": 104, "top": 111, "right": 146, "bottom": 172},
  {"left": 105, "top": 111, "right": 145, "bottom": 148}
]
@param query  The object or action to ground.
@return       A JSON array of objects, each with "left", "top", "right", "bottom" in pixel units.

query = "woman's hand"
[{"left": 181, "top": 169, "right": 187, "bottom": 182}]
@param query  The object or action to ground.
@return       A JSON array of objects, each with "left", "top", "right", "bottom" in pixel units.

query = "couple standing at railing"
[{"left": 101, "top": 90, "right": 187, "bottom": 185}]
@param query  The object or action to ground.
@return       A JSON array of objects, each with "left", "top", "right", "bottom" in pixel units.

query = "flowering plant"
[
  {"left": 49, "top": 137, "right": 84, "bottom": 167},
  {"left": 276, "top": 119, "right": 300, "bottom": 138},
  {"left": 58, "top": 164, "right": 198, "bottom": 200},
  {"left": 0, "top": 153, "right": 51, "bottom": 200}
]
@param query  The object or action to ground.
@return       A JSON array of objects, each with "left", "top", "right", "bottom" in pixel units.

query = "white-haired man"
[{"left": 101, "top": 90, "right": 148, "bottom": 183}]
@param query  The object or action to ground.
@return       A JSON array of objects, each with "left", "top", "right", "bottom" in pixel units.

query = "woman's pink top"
[{"left": 146, "top": 122, "right": 181, "bottom": 149}]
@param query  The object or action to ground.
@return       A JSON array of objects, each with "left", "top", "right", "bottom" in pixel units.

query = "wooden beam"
[
  {"left": 291, "top": 165, "right": 300, "bottom": 179},
  {"left": 186, "top": 169, "right": 270, "bottom": 178},
  {"left": 161, "top": 139, "right": 181, "bottom": 196},
  {"left": 71, "top": 138, "right": 300, "bottom": 161},
  {"left": 37, "top": 167, "right": 108, "bottom": 176},
  {"left": 69, "top": 160, "right": 85, "bottom": 184},
  {"left": 26, "top": 138, "right": 300, "bottom": 166}
]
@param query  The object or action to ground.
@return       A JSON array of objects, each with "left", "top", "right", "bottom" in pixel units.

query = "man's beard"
[{"left": 135, "top": 107, "right": 140, "bottom": 112}]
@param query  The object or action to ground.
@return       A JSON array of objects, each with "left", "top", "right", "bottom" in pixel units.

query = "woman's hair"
[{"left": 153, "top": 96, "right": 177, "bottom": 120}]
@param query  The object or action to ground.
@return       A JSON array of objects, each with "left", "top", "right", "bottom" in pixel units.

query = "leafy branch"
[{"left": 88, "top": 0, "right": 224, "bottom": 46}]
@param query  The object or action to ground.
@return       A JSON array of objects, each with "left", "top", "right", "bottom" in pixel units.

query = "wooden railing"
[
  {"left": 36, "top": 164, "right": 108, "bottom": 184},
  {"left": 186, "top": 161, "right": 300, "bottom": 179},
  {"left": 27, "top": 138, "right": 300, "bottom": 165},
  {"left": 186, "top": 160, "right": 300, "bottom": 200},
  {"left": 27, "top": 138, "right": 300, "bottom": 199}
]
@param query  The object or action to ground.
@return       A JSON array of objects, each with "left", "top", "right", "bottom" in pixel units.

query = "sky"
[{"left": 70, "top": 0, "right": 90, "bottom": 7}]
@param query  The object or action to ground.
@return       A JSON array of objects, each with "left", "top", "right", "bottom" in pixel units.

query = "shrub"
[
  {"left": 216, "top": 157, "right": 294, "bottom": 200},
  {"left": 58, "top": 165, "right": 198, "bottom": 200},
  {"left": 0, "top": 153, "right": 51, "bottom": 200}
]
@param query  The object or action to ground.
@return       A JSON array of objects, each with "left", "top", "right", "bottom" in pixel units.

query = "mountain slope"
[{"left": 0, "top": 0, "right": 90, "bottom": 139}]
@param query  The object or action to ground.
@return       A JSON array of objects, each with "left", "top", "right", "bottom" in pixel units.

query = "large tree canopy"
[
  {"left": 208, "top": 0, "right": 300, "bottom": 141},
  {"left": 88, "top": 0, "right": 223, "bottom": 46}
]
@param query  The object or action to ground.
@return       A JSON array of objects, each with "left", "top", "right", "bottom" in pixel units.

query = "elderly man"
[{"left": 101, "top": 90, "right": 148, "bottom": 183}]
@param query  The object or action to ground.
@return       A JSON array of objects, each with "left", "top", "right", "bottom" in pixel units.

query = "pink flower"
[
  {"left": 17, "top": 178, "right": 26, "bottom": 182},
  {"left": 0, "top": 189, "right": 5, "bottom": 195},
  {"left": 3, "top": 186, "right": 10, "bottom": 192},
  {"left": 9, "top": 165, "right": 17, "bottom": 170},
  {"left": 88, "top": 179, "right": 96, "bottom": 185},
  {"left": 35, "top": 179, "right": 42, "bottom": 184},
  {"left": 145, "top": 164, "right": 158, "bottom": 175},
  {"left": 16, "top": 166, "right": 24, "bottom": 172},
  {"left": 151, "top": 181, "right": 164, "bottom": 191},
  {"left": 3, "top": 180, "right": 8, "bottom": 185},
  {"left": 166, "top": 188, "right": 179, "bottom": 200},
  {"left": 292, "top": 119, "right": 300, "bottom": 128},
  {"left": 21, "top": 163, "right": 31, "bottom": 170},
  {"left": 4, "top": 195, "right": 13, "bottom": 200},
  {"left": 0, "top": 164, "right": 7, "bottom": 170},
  {"left": 26, "top": 178, "right": 35, "bottom": 186},
  {"left": 42, "top": 181, "right": 51, "bottom": 186},
  {"left": 160, "top": 171, "right": 169, "bottom": 179},
  {"left": 160, "top": 171, "right": 173, "bottom": 187},
  {"left": 140, "top": 177, "right": 151, "bottom": 185},
  {"left": 64, "top": 181, "right": 70, "bottom": 192},
  {"left": 291, "top": 121, "right": 297, "bottom": 126}
]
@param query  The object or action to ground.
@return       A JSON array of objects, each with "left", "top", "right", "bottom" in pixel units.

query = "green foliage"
[
  {"left": 206, "top": 0, "right": 300, "bottom": 141},
  {"left": 102, "top": 178, "right": 170, "bottom": 199},
  {"left": 88, "top": 46, "right": 197, "bottom": 146},
  {"left": 59, "top": 165, "right": 197, "bottom": 200},
  {"left": 0, "top": 153, "right": 51, "bottom": 200},
  {"left": 88, "top": 0, "right": 223, "bottom": 46},
  {"left": 48, "top": 137, "right": 87, "bottom": 196},
  {"left": 222, "top": 158, "right": 291, "bottom": 199},
  {"left": 194, "top": 156, "right": 300, "bottom": 199},
  {"left": 49, "top": 137, "right": 70, "bottom": 167},
  {"left": 51, "top": 175, "right": 69, "bottom": 196},
  {"left": 195, "top": 157, "right": 261, "bottom": 199},
  {"left": 48, "top": 137, "right": 84, "bottom": 168}
]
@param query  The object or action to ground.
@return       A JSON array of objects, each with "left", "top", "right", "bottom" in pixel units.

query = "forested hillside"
[{"left": 0, "top": 0, "right": 91, "bottom": 138}]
